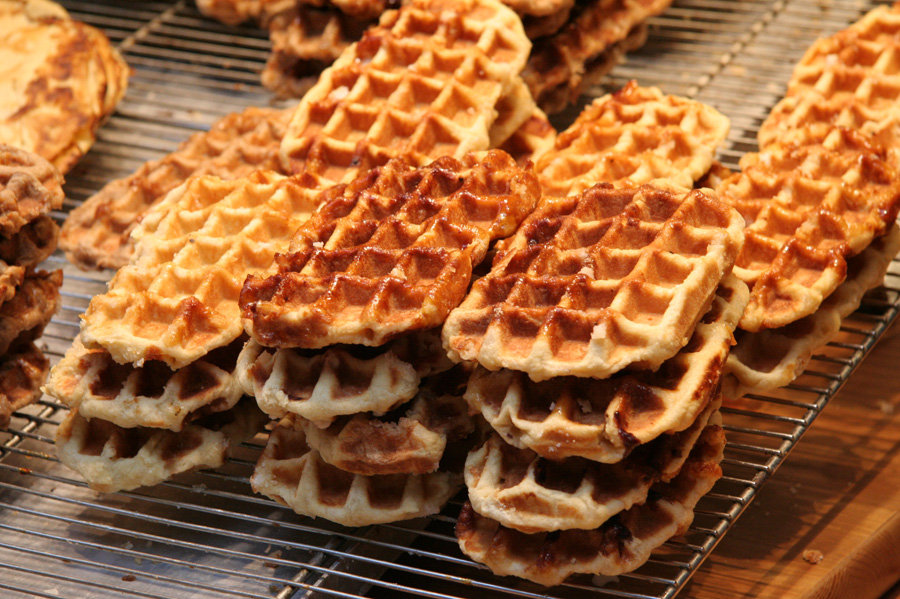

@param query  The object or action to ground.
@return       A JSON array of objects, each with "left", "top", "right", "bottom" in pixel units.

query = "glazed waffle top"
[
  {"left": 443, "top": 181, "right": 745, "bottom": 381},
  {"left": 278, "top": 0, "right": 532, "bottom": 179},
  {"left": 0, "top": 144, "right": 64, "bottom": 237},
  {"left": 78, "top": 170, "right": 321, "bottom": 369},
  {"left": 535, "top": 81, "right": 731, "bottom": 197},
  {"left": 718, "top": 126, "right": 900, "bottom": 332},
  {"left": 462, "top": 274, "right": 747, "bottom": 462},
  {"left": 240, "top": 151, "right": 540, "bottom": 349}
]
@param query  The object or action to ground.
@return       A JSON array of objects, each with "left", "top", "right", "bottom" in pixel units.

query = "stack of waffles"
[
  {"left": 195, "top": 0, "right": 672, "bottom": 113},
  {"left": 0, "top": 145, "right": 64, "bottom": 427},
  {"left": 719, "top": 3, "right": 900, "bottom": 399}
]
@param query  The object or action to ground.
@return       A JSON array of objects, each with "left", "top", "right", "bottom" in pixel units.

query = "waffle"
[
  {"left": 444, "top": 181, "right": 745, "bottom": 381},
  {"left": 301, "top": 368, "right": 473, "bottom": 475},
  {"left": 0, "top": 269, "right": 61, "bottom": 356},
  {"left": 497, "top": 107, "right": 557, "bottom": 167},
  {"left": 724, "top": 225, "right": 900, "bottom": 399},
  {"left": 462, "top": 274, "right": 746, "bottom": 461},
  {"left": 60, "top": 106, "right": 292, "bottom": 271},
  {"left": 56, "top": 398, "right": 267, "bottom": 493},
  {"left": 489, "top": 78, "right": 539, "bottom": 150},
  {"left": 195, "top": 0, "right": 264, "bottom": 25},
  {"left": 0, "top": 261, "right": 23, "bottom": 303},
  {"left": 718, "top": 126, "right": 900, "bottom": 332},
  {"left": 523, "top": 0, "right": 672, "bottom": 114},
  {"left": 44, "top": 337, "right": 246, "bottom": 431},
  {"left": 466, "top": 401, "right": 720, "bottom": 533},
  {"left": 279, "top": 0, "right": 532, "bottom": 179},
  {"left": 237, "top": 328, "right": 452, "bottom": 424},
  {"left": 78, "top": 170, "right": 320, "bottom": 369},
  {"left": 535, "top": 82, "right": 730, "bottom": 198},
  {"left": 251, "top": 416, "right": 461, "bottom": 526},
  {"left": 456, "top": 418, "right": 725, "bottom": 586},
  {"left": 0, "top": 144, "right": 64, "bottom": 237},
  {"left": 0, "top": 341, "right": 49, "bottom": 429},
  {"left": 241, "top": 151, "right": 540, "bottom": 349},
  {"left": 0, "top": 0, "right": 128, "bottom": 173},
  {"left": 0, "top": 216, "right": 58, "bottom": 269}
]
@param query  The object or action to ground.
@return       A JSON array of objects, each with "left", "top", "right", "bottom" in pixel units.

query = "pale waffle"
[
  {"left": 301, "top": 366, "right": 473, "bottom": 475},
  {"left": 241, "top": 151, "right": 540, "bottom": 349},
  {"left": 60, "top": 106, "right": 292, "bottom": 271},
  {"left": 0, "top": 269, "right": 61, "bottom": 356},
  {"left": 0, "top": 0, "right": 129, "bottom": 173},
  {"left": 56, "top": 398, "right": 267, "bottom": 493},
  {"left": 44, "top": 337, "right": 245, "bottom": 431},
  {"left": 279, "top": 0, "right": 532, "bottom": 179},
  {"left": 717, "top": 126, "right": 900, "bottom": 332},
  {"left": 456, "top": 418, "right": 725, "bottom": 587},
  {"left": 535, "top": 82, "right": 731, "bottom": 198},
  {"left": 462, "top": 274, "right": 747, "bottom": 462},
  {"left": 78, "top": 170, "right": 320, "bottom": 369},
  {"left": 497, "top": 107, "right": 557, "bottom": 167},
  {"left": 237, "top": 328, "right": 452, "bottom": 424},
  {"left": 465, "top": 401, "right": 720, "bottom": 534},
  {"left": 251, "top": 415, "right": 461, "bottom": 526},
  {"left": 523, "top": 0, "right": 672, "bottom": 114},
  {"left": 724, "top": 225, "right": 900, "bottom": 399},
  {"left": 0, "top": 341, "right": 49, "bottom": 429},
  {"left": 443, "top": 182, "right": 745, "bottom": 381},
  {"left": 0, "top": 144, "right": 64, "bottom": 237},
  {"left": 488, "top": 78, "right": 539, "bottom": 150}
]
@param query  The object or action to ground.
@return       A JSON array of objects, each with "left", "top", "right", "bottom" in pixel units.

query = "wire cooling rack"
[{"left": 1, "top": 1, "right": 898, "bottom": 598}]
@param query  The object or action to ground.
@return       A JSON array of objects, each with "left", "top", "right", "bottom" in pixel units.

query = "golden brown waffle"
[
  {"left": 195, "top": 0, "right": 264, "bottom": 25},
  {"left": 0, "top": 0, "right": 128, "bottom": 173},
  {"left": 241, "top": 151, "right": 540, "bottom": 349},
  {"left": 251, "top": 416, "right": 461, "bottom": 526},
  {"left": 237, "top": 328, "right": 452, "bottom": 424},
  {"left": 0, "top": 261, "right": 24, "bottom": 303},
  {"left": 60, "top": 106, "right": 292, "bottom": 271},
  {"left": 0, "top": 341, "right": 49, "bottom": 429},
  {"left": 456, "top": 418, "right": 725, "bottom": 586},
  {"left": 279, "top": 0, "right": 531, "bottom": 179},
  {"left": 78, "top": 170, "right": 320, "bottom": 369},
  {"left": 56, "top": 398, "right": 267, "bottom": 493},
  {"left": 534, "top": 82, "right": 731, "bottom": 198},
  {"left": 724, "top": 225, "right": 900, "bottom": 399},
  {"left": 44, "top": 337, "right": 246, "bottom": 431},
  {"left": 0, "top": 269, "right": 61, "bottom": 356},
  {"left": 488, "top": 78, "right": 539, "bottom": 150},
  {"left": 718, "top": 126, "right": 900, "bottom": 332},
  {"left": 301, "top": 367, "right": 473, "bottom": 475},
  {"left": 462, "top": 274, "right": 746, "bottom": 462},
  {"left": 444, "top": 182, "right": 745, "bottom": 381},
  {"left": 0, "top": 144, "right": 64, "bottom": 237},
  {"left": 465, "top": 401, "right": 720, "bottom": 533},
  {"left": 497, "top": 107, "right": 557, "bottom": 167},
  {"left": 523, "top": 0, "right": 672, "bottom": 113},
  {"left": 695, "top": 161, "right": 734, "bottom": 191},
  {"left": 0, "top": 216, "right": 58, "bottom": 269}
]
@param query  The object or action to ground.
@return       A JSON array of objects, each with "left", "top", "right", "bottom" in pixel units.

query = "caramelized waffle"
[
  {"left": 237, "top": 328, "right": 452, "bottom": 424},
  {"left": 195, "top": 0, "right": 264, "bottom": 25},
  {"left": 535, "top": 82, "right": 731, "bottom": 197},
  {"left": 241, "top": 151, "right": 540, "bottom": 349},
  {"left": 279, "top": 0, "right": 532, "bottom": 178},
  {"left": 456, "top": 418, "right": 725, "bottom": 586},
  {"left": 497, "top": 107, "right": 557, "bottom": 167},
  {"left": 0, "top": 269, "right": 61, "bottom": 356},
  {"left": 724, "top": 225, "right": 900, "bottom": 399},
  {"left": 60, "top": 106, "right": 292, "bottom": 271},
  {"left": 0, "top": 341, "right": 48, "bottom": 428},
  {"left": 0, "top": 144, "right": 64, "bottom": 237},
  {"left": 79, "top": 170, "right": 320, "bottom": 369},
  {"left": 718, "top": 126, "right": 900, "bottom": 332},
  {"left": 444, "top": 182, "right": 745, "bottom": 381},
  {"left": 462, "top": 274, "right": 746, "bottom": 461},
  {"left": 251, "top": 416, "right": 461, "bottom": 526},
  {"left": 466, "top": 401, "right": 719, "bottom": 533},
  {"left": 0, "top": 216, "right": 58, "bottom": 269},
  {"left": 56, "top": 398, "right": 267, "bottom": 493},
  {"left": 0, "top": 0, "right": 128, "bottom": 173},
  {"left": 44, "top": 337, "right": 245, "bottom": 431}
]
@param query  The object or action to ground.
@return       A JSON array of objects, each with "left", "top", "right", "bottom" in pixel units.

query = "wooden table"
[{"left": 684, "top": 320, "right": 900, "bottom": 599}]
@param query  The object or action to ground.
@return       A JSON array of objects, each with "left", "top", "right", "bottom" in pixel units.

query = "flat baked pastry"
[
  {"left": 0, "top": 144, "right": 64, "bottom": 238},
  {"left": 497, "top": 107, "right": 557, "bottom": 167},
  {"left": 535, "top": 81, "right": 730, "bottom": 197},
  {"left": 456, "top": 417, "right": 725, "bottom": 587},
  {"left": 0, "top": 0, "right": 128, "bottom": 173},
  {"left": 0, "top": 268, "right": 61, "bottom": 355},
  {"left": 78, "top": 170, "right": 320, "bottom": 369},
  {"left": 462, "top": 274, "right": 747, "bottom": 462},
  {"left": 241, "top": 151, "right": 540, "bottom": 349},
  {"left": 0, "top": 341, "right": 48, "bottom": 428},
  {"left": 443, "top": 181, "right": 745, "bottom": 381}
]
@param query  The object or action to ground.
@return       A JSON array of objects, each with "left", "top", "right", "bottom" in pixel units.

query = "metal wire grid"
[{"left": 0, "top": 0, "right": 896, "bottom": 598}]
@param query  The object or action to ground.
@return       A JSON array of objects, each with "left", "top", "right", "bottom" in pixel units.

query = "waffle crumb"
[{"left": 802, "top": 549, "right": 825, "bottom": 564}]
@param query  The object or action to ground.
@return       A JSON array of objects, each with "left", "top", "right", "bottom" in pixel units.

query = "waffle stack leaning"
[{"left": 720, "top": 4, "right": 900, "bottom": 398}]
